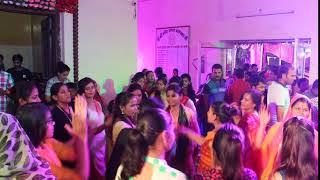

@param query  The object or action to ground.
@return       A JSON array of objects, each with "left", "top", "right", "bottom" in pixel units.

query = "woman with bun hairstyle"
[
  {"left": 115, "top": 108, "right": 186, "bottom": 180},
  {"left": 45, "top": 61, "right": 70, "bottom": 102},
  {"left": 179, "top": 102, "right": 239, "bottom": 175},
  {"left": 111, "top": 92, "right": 139, "bottom": 143},
  {"left": 202, "top": 123, "right": 257, "bottom": 179}
]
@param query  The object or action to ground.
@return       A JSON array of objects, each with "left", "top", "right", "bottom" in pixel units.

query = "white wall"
[
  {"left": 138, "top": 0, "right": 318, "bottom": 87},
  {"left": 62, "top": 0, "right": 137, "bottom": 93}
]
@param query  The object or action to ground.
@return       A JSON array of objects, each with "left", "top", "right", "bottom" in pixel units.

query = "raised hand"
[
  {"left": 65, "top": 95, "right": 88, "bottom": 141},
  {"left": 259, "top": 106, "right": 270, "bottom": 128},
  {"left": 255, "top": 106, "right": 270, "bottom": 148}
]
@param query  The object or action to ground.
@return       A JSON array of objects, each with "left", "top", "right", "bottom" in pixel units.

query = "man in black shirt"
[
  {"left": 0, "top": 54, "right": 5, "bottom": 71},
  {"left": 7, "top": 54, "right": 32, "bottom": 82}
]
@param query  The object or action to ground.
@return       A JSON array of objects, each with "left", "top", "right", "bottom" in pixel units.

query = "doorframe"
[{"left": 0, "top": 4, "right": 60, "bottom": 78}]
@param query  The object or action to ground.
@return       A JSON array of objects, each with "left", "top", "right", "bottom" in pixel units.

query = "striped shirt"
[
  {"left": 45, "top": 76, "right": 70, "bottom": 97},
  {"left": 0, "top": 71, "right": 14, "bottom": 112}
]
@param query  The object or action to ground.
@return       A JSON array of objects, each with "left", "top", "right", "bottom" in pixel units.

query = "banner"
[{"left": 155, "top": 26, "right": 190, "bottom": 77}]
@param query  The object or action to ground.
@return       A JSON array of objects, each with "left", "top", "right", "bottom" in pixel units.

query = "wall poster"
[{"left": 155, "top": 26, "right": 190, "bottom": 77}]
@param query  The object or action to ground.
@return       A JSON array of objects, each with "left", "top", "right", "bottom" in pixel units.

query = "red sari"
[{"left": 238, "top": 112, "right": 263, "bottom": 177}]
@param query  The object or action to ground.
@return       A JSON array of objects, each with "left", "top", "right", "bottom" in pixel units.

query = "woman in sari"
[
  {"left": 260, "top": 93, "right": 318, "bottom": 180},
  {"left": 238, "top": 90, "right": 263, "bottom": 176},
  {"left": 166, "top": 84, "right": 200, "bottom": 178}
]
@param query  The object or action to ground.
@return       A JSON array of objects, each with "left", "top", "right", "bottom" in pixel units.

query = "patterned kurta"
[
  {"left": 0, "top": 71, "right": 14, "bottom": 112},
  {"left": 0, "top": 112, "right": 56, "bottom": 179}
]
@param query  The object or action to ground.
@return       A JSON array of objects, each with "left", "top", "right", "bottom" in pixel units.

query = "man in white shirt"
[{"left": 267, "top": 64, "right": 296, "bottom": 122}]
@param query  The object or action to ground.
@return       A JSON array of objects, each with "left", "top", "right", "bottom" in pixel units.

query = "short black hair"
[
  {"left": 234, "top": 68, "right": 245, "bottom": 79},
  {"left": 173, "top": 68, "right": 178, "bottom": 73},
  {"left": 242, "top": 63, "right": 250, "bottom": 71},
  {"left": 277, "top": 64, "right": 293, "bottom": 79},
  {"left": 312, "top": 79, "right": 318, "bottom": 90},
  {"left": 180, "top": 73, "right": 191, "bottom": 81},
  {"left": 56, "top": 61, "right": 70, "bottom": 74},
  {"left": 131, "top": 72, "right": 145, "bottom": 83},
  {"left": 212, "top": 64, "right": 223, "bottom": 71},
  {"left": 240, "top": 89, "right": 262, "bottom": 112},
  {"left": 158, "top": 73, "right": 167, "bottom": 80},
  {"left": 297, "top": 78, "right": 309, "bottom": 90},
  {"left": 66, "top": 82, "right": 78, "bottom": 90},
  {"left": 146, "top": 71, "right": 153, "bottom": 76},
  {"left": 249, "top": 75, "right": 266, "bottom": 87},
  {"left": 50, "top": 82, "right": 66, "bottom": 104},
  {"left": 166, "top": 84, "right": 183, "bottom": 96},
  {"left": 140, "top": 97, "right": 165, "bottom": 111},
  {"left": 154, "top": 67, "right": 163, "bottom": 76},
  {"left": 12, "top": 54, "right": 23, "bottom": 62},
  {"left": 15, "top": 81, "right": 38, "bottom": 102},
  {"left": 251, "top": 64, "right": 258, "bottom": 68},
  {"left": 127, "top": 83, "right": 143, "bottom": 93},
  {"left": 269, "top": 65, "right": 279, "bottom": 75},
  {"left": 156, "top": 76, "right": 167, "bottom": 85}
]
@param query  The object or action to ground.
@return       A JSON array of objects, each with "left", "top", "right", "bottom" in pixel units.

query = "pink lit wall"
[{"left": 138, "top": 0, "right": 318, "bottom": 88}]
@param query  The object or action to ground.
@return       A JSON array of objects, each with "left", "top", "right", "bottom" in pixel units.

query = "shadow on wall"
[
  {"left": 101, "top": 79, "right": 117, "bottom": 108},
  {"left": 121, "top": 73, "right": 135, "bottom": 92}
]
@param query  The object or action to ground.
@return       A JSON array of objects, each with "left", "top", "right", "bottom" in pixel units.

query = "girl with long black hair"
[{"left": 116, "top": 108, "right": 186, "bottom": 180}]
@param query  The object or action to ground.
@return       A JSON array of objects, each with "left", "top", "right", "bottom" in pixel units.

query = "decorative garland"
[
  {"left": 0, "top": 0, "right": 56, "bottom": 11},
  {"left": 73, "top": 4, "right": 79, "bottom": 82},
  {"left": 55, "top": 0, "right": 78, "bottom": 13},
  {"left": 0, "top": 0, "right": 79, "bottom": 80},
  {"left": 0, "top": 0, "right": 79, "bottom": 14}
]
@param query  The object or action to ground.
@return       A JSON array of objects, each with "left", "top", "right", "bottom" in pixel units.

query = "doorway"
[{"left": 0, "top": 5, "right": 60, "bottom": 98}]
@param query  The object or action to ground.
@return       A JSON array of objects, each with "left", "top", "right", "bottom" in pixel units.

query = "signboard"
[{"left": 155, "top": 26, "right": 190, "bottom": 77}]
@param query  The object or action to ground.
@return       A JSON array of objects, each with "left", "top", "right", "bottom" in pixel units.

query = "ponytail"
[
  {"left": 210, "top": 102, "right": 240, "bottom": 124},
  {"left": 120, "top": 129, "right": 148, "bottom": 179},
  {"left": 120, "top": 108, "right": 169, "bottom": 179},
  {"left": 213, "top": 123, "right": 245, "bottom": 180}
]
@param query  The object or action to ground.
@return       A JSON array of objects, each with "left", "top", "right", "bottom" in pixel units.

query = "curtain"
[
  {"left": 249, "top": 43, "right": 263, "bottom": 70},
  {"left": 262, "top": 43, "right": 294, "bottom": 67},
  {"left": 279, "top": 43, "right": 294, "bottom": 64},
  {"left": 235, "top": 44, "right": 251, "bottom": 68}
]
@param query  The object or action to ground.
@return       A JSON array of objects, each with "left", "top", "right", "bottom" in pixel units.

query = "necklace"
[{"left": 56, "top": 105, "right": 72, "bottom": 123}]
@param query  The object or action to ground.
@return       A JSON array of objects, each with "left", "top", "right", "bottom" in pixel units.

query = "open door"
[{"left": 41, "top": 16, "right": 55, "bottom": 79}]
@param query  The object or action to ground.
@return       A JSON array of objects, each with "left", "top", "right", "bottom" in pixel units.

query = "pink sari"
[
  {"left": 260, "top": 94, "right": 318, "bottom": 180},
  {"left": 238, "top": 112, "right": 263, "bottom": 177}
]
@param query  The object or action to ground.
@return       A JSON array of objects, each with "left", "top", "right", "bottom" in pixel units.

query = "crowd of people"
[{"left": 0, "top": 58, "right": 318, "bottom": 180}]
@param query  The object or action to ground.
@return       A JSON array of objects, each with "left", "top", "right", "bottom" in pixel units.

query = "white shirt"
[
  {"left": 115, "top": 156, "right": 186, "bottom": 180},
  {"left": 267, "top": 81, "right": 290, "bottom": 117},
  {"left": 45, "top": 76, "right": 70, "bottom": 96}
]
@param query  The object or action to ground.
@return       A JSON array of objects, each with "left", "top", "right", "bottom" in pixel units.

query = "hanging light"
[{"left": 299, "top": 52, "right": 305, "bottom": 58}]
